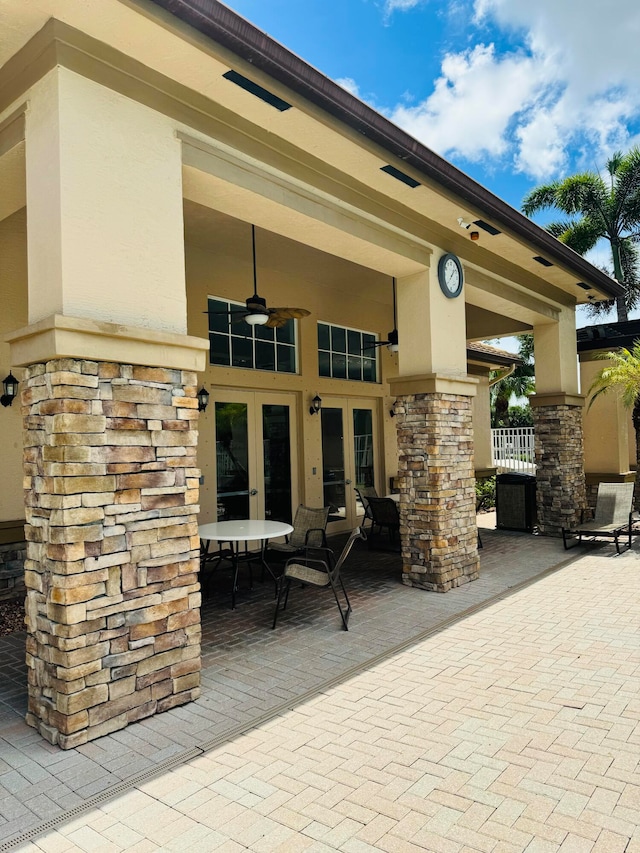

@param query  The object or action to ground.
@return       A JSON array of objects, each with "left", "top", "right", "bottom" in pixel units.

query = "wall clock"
[{"left": 438, "top": 253, "right": 464, "bottom": 298}]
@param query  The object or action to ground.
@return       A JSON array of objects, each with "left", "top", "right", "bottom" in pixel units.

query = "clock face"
[{"left": 438, "top": 253, "right": 463, "bottom": 298}]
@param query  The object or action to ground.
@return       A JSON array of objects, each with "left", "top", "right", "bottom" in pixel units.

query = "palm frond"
[
  {"left": 521, "top": 183, "right": 562, "bottom": 216},
  {"left": 588, "top": 343, "right": 640, "bottom": 410}
]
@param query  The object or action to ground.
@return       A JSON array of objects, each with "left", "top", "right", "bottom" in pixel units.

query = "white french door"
[
  {"left": 212, "top": 390, "right": 298, "bottom": 524},
  {"left": 320, "top": 398, "right": 379, "bottom": 532}
]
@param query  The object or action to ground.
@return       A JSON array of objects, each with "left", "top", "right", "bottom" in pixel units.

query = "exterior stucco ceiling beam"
[
  {"left": 181, "top": 139, "right": 432, "bottom": 277},
  {"left": 465, "top": 270, "right": 561, "bottom": 327}
]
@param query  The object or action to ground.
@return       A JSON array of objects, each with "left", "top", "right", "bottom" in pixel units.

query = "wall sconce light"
[
  {"left": 197, "top": 386, "right": 210, "bottom": 412},
  {"left": 309, "top": 394, "right": 322, "bottom": 415},
  {"left": 389, "top": 408, "right": 396, "bottom": 417},
  {"left": 1, "top": 372, "right": 18, "bottom": 408}
]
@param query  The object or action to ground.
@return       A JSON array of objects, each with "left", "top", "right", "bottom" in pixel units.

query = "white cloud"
[
  {"left": 390, "top": 44, "right": 545, "bottom": 163},
  {"left": 387, "top": 0, "right": 640, "bottom": 180},
  {"left": 384, "top": 0, "right": 423, "bottom": 12},
  {"left": 335, "top": 77, "right": 361, "bottom": 98}
]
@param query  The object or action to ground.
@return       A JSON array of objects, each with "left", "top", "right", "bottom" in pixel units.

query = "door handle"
[
  {"left": 345, "top": 479, "right": 352, "bottom": 485},
  {"left": 250, "top": 489, "right": 258, "bottom": 496}
]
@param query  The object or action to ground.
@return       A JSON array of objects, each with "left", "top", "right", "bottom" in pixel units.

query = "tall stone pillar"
[
  {"left": 533, "top": 308, "right": 585, "bottom": 536},
  {"left": 394, "top": 391, "right": 478, "bottom": 591},
  {"left": 531, "top": 396, "right": 586, "bottom": 536},
  {"left": 12, "top": 69, "right": 209, "bottom": 746},
  {"left": 392, "top": 263, "right": 480, "bottom": 590},
  {"left": 22, "top": 357, "right": 203, "bottom": 748}
]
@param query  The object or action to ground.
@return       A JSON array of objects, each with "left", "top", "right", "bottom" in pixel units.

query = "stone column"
[
  {"left": 393, "top": 388, "right": 479, "bottom": 591},
  {"left": 22, "top": 358, "right": 201, "bottom": 748},
  {"left": 532, "top": 308, "right": 585, "bottom": 536},
  {"left": 530, "top": 396, "right": 586, "bottom": 536}
]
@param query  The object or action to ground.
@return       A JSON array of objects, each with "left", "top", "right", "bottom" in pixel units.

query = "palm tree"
[
  {"left": 588, "top": 342, "right": 640, "bottom": 508},
  {"left": 490, "top": 334, "right": 535, "bottom": 427},
  {"left": 522, "top": 148, "right": 640, "bottom": 322}
]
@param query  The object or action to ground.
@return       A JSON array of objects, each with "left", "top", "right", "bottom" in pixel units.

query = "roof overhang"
[{"left": 148, "top": 0, "right": 624, "bottom": 304}]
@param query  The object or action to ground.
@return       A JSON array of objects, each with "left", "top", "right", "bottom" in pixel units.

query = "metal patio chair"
[
  {"left": 272, "top": 526, "right": 366, "bottom": 631},
  {"left": 367, "top": 496, "right": 400, "bottom": 549},
  {"left": 267, "top": 504, "right": 330, "bottom": 560},
  {"left": 354, "top": 485, "right": 378, "bottom": 531},
  {"left": 562, "top": 482, "right": 635, "bottom": 554}
]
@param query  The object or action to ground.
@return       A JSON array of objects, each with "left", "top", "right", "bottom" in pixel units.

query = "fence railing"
[{"left": 491, "top": 427, "right": 535, "bottom": 473}]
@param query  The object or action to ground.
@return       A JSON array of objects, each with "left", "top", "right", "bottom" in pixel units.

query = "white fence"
[{"left": 491, "top": 427, "right": 535, "bottom": 473}]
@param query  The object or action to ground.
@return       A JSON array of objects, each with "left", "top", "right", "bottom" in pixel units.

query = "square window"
[
  {"left": 363, "top": 358, "right": 377, "bottom": 382},
  {"left": 348, "top": 356, "right": 362, "bottom": 381},
  {"left": 277, "top": 344, "right": 296, "bottom": 373},
  {"left": 208, "top": 299, "right": 231, "bottom": 334},
  {"left": 277, "top": 323, "right": 295, "bottom": 344},
  {"left": 317, "top": 323, "right": 330, "bottom": 351},
  {"left": 319, "top": 350, "right": 331, "bottom": 377},
  {"left": 332, "top": 353, "right": 347, "bottom": 379},
  {"left": 255, "top": 323, "right": 274, "bottom": 341},
  {"left": 210, "top": 333, "right": 230, "bottom": 366},
  {"left": 347, "top": 330, "right": 361, "bottom": 355},
  {"left": 231, "top": 336, "right": 253, "bottom": 369},
  {"left": 331, "top": 326, "right": 346, "bottom": 353},
  {"left": 362, "top": 333, "right": 376, "bottom": 353},
  {"left": 256, "top": 340, "right": 275, "bottom": 371}
]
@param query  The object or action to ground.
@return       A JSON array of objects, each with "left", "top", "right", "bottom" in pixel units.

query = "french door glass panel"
[
  {"left": 320, "top": 400, "right": 378, "bottom": 529},
  {"left": 262, "top": 404, "right": 292, "bottom": 523},
  {"left": 321, "top": 408, "right": 346, "bottom": 520},
  {"left": 214, "top": 393, "right": 297, "bottom": 523},
  {"left": 215, "top": 402, "right": 250, "bottom": 521}
]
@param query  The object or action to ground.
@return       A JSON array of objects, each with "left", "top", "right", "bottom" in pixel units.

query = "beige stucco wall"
[
  {"left": 471, "top": 373, "right": 492, "bottom": 472},
  {"left": 0, "top": 208, "right": 27, "bottom": 520},
  {"left": 580, "top": 355, "right": 631, "bottom": 475}
]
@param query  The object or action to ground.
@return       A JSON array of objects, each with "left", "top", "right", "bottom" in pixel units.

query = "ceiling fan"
[
  {"left": 208, "top": 225, "right": 311, "bottom": 329},
  {"left": 364, "top": 278, "right": 399, "bottom": 353}
]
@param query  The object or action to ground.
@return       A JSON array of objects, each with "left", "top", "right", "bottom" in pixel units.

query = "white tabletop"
[{"left": 199, "top": 520, "right": 294, "bottom": 542}]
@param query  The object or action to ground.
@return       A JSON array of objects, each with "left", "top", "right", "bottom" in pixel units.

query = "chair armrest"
[
  {"left": 284, "top": 556, "right": 330, "bottom": 572},
  {"left": 304, "top": 528, "right": 328, "bottom": 548}
]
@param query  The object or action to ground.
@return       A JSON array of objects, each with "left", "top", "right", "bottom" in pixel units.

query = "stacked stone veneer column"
[
  {"left": 532, "top": 403, "right": 586, "bottom": 536},
  {"left": 395, "top": 393, "right": 479, "bottom": 592},
  {"left": 22, "top": 359, "right": 201, "bottom": 748}
]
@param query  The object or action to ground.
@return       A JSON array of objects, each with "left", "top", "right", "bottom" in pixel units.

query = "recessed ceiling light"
[
  {"left": 533, "top": 256, "right": 553, "bottom": 267},
  {"left": 380, "top": 165, "right": 421, "bottom": 188},
  {"left": 223, "top": 70, "right": 292, "bottom": 111},
  {"left": 576, "top": 282, "right": 593, "bottom": 290}
]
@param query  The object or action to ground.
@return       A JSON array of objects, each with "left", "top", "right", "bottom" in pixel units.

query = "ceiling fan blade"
[
  {"left": 268, "top": 307, "right": 311, "bottom": 320},
  {"left": 265, "top": 315, "right": 288, "bottom": 328},
  {"left": 362, "top": 340, "right": 388, "bottom": 350}
]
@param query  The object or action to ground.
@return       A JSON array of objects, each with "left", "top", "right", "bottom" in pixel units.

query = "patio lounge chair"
[
  {"left": 367, "top": 496, "right": 400, "bottom": 549},
  {"left": 562, "top": 482, "right": 636, "bottom": 554},
  {"left": 267, "top": 504, "right": 330, "bottom": 559},
  {"left": 272, "top": 526, "right": 366, "bottom": 630}
]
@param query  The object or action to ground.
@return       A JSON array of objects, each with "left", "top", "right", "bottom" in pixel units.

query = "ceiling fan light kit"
[{"left": 208, "top": 224, "right": 310, "bottom": 329}]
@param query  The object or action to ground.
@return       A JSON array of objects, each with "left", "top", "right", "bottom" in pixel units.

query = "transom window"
[
  {"left": 208, "top": 297, "right": 297, "bottom": 373},
  {"left": 317, "top": 322, "right": 378, "bottom": 382}
]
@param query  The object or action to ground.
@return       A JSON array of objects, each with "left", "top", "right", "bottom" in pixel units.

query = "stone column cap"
[
  {"left": 5, "top": 314, "right": 209, "bottom": 372},
  {"left": 529, "top": 392, "right": 585, "bottom": 408},
  {"left": 389, "top": 373, "right": 479, "bottom": 398}
]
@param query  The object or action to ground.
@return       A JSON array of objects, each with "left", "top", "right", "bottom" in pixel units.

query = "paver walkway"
[{"left": 3, "top": 528, "right": 638, "bottom": 851}]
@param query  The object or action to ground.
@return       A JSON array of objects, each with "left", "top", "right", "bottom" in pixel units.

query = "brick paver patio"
[{"left": 1, "top": 524, "right": 638, "bottom": 851}]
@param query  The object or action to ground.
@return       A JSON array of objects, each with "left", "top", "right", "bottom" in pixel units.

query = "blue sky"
[{"left": 223, "top": 0, "right": 640, "bottom": 223}]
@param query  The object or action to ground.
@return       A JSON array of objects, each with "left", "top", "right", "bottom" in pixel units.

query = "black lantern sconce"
[
  {"left": 197, "top": 386, "right": 210, "bottom": 413},
  {"left": 1, "top": 372, "right": 18, "bottom": 408},
  {"left": 309, "top": 394, "right": 322, "bottom": 415}
]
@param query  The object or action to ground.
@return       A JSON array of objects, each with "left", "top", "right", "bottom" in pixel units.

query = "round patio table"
[{"left": 199, "top": 520, "right": 293, "bottom": 610}]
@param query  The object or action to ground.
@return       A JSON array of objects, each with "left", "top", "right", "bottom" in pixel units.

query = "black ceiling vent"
[
  {"left": 473, "top": 219, "right": 501, "bottom": 236},
  {"left": 533, "top": 256, "right": 553, "bottom": 267},
  {"left": 223, "top": 70, "right": 292, "bottom": 111},
  {"left": 380, "top": 165, "right": 421, "bottom": 188},
  {"left": 576, "top": 282, "right": 593, "bottom": 290}
]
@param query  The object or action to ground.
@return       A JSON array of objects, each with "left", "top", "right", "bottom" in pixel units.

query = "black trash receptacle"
[{"left": 496, "top": 472, "right": 536, "bottom": 532}]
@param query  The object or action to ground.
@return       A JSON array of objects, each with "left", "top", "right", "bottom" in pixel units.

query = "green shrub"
[{"left": 475, "top": 476, "right": 496, "bottom": 511}]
